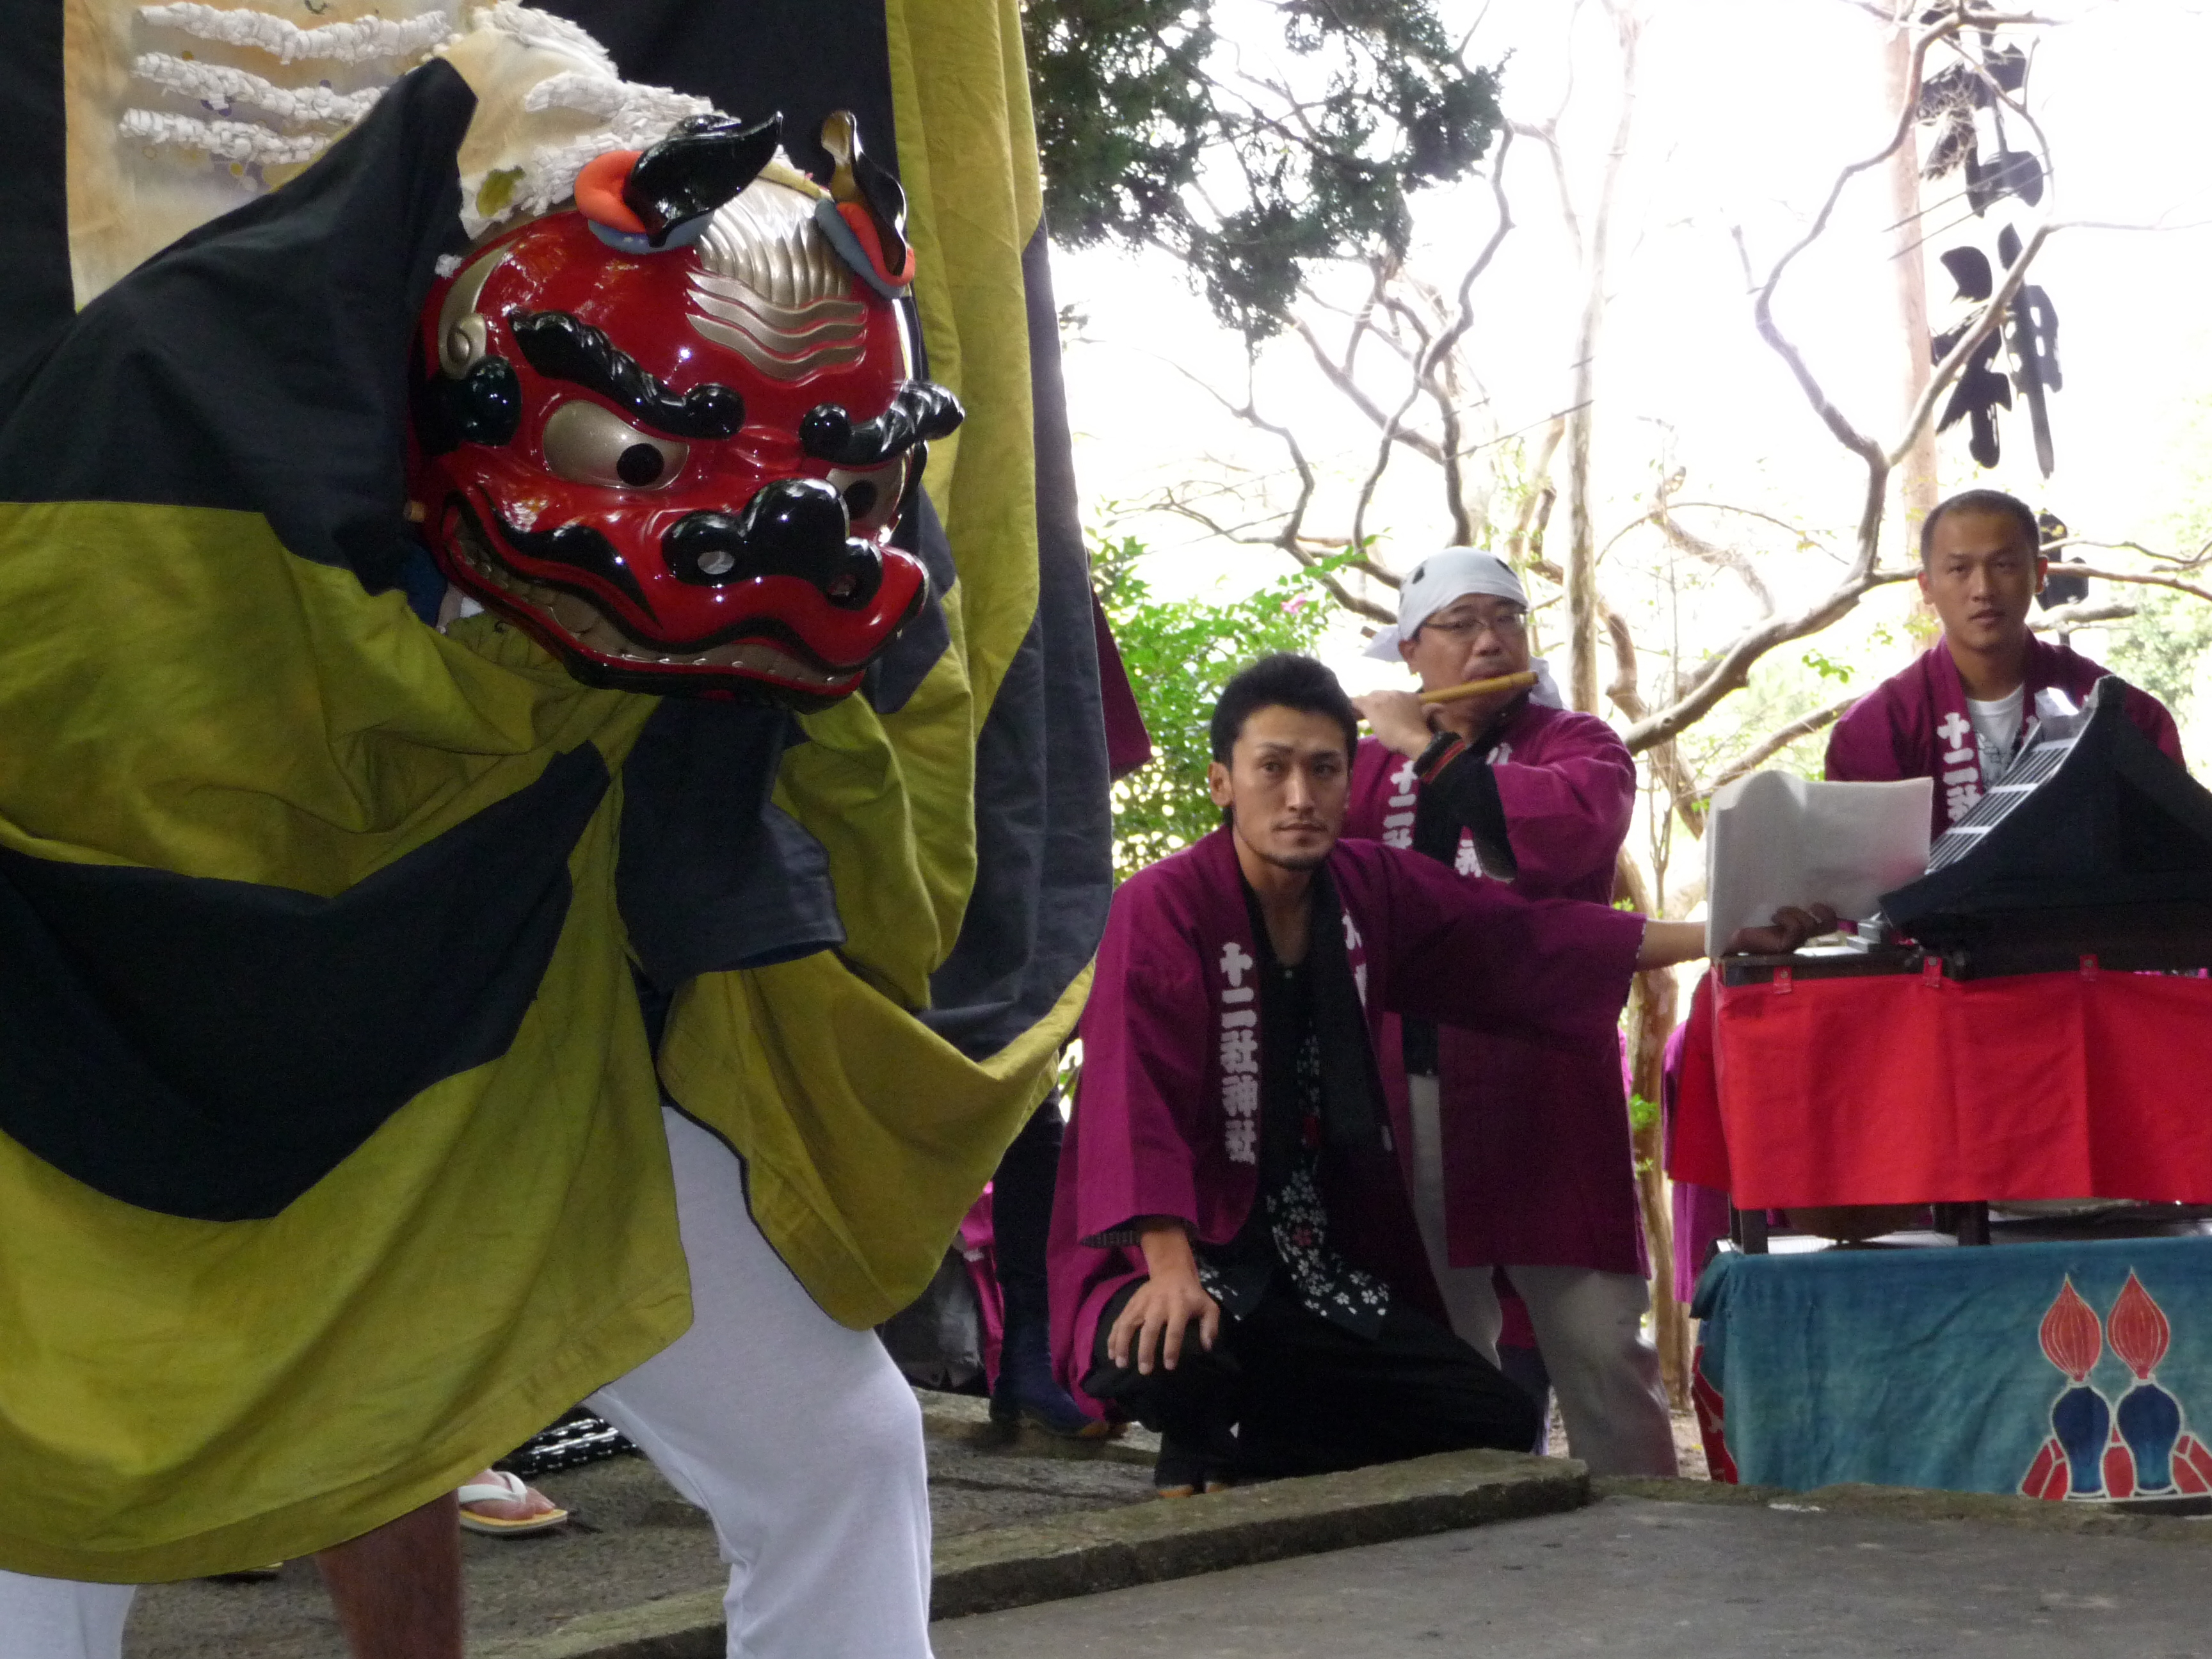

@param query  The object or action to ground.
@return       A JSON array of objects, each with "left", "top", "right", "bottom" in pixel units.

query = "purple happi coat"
[
  {"left": 1826, "top": 638, "right": 2183, "bottom": 835},
  {"left": 1344, "top": 710, "right": 1646, "bottom": 1275},
  {"left": 1048, "top": 826, "right": 1645, "bottom": 1416}
]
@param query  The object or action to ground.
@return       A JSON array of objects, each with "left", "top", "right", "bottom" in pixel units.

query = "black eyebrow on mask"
[
  {"left": 508, "top": 310, "right": 745, "bottom": 440},
  {"left": 797, "top": 381, "right": 965, "bottom": 467}
]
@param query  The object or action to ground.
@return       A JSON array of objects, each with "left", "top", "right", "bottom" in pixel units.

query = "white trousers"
[
  {"left": 1406, "top": 1076, "right": 1678, "bottom": 1479},
  {"left": 0, "top": 1578, "right": 131, "bottom": 1659},
  {"left": 0, "top": 1107, "right": 934, "bottom": 1659}
]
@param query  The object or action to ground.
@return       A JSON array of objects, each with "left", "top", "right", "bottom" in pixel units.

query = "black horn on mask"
[
  {"left": 820, "top": 111, "right": 913, "bottom": 277},
  {"left": 625, "top": 113, "right": 784, "bottom": 244}
]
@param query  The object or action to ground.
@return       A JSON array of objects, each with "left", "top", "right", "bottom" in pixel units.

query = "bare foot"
[{"left": 456, "top": 1470, "right": 568, "bottom": 1534}]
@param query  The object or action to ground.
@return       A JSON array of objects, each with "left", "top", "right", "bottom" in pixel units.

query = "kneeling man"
[{"left": 1048, "top": 653, "right": 1818, "bottom": 1493}]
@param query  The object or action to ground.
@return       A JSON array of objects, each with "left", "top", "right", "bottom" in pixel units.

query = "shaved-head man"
[{"left": 1828, "top": 489, "right": 2182, "bottom": 829}]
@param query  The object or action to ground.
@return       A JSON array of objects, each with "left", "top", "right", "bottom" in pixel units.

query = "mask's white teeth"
[
  {"left": 448, "top": 519, "right": 849, "bottom": 688},
  {"left": 549, "top": 592, "right": 599, "bottom": 635}
]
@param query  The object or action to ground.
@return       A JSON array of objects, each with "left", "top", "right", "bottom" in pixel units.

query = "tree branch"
[
  {"left": 2050, "top": 565, "right": 2212, "bottom": 606},
  {"left": 1628, "top": 8, "right": 2060, "bottom": 750},
  {"left": 1649, "top": 501, "right": 1842, "bottom": 564},
  {"left": 1620, "top": 563, "right": 1919, "bottom": 752},
  {"left": 1740, "top": 2, "right": 1960, "bottom": 499},
  {"left": 1292, "top": 317, "right": 1448, "bottom": 464},
  {"left": 2051, "top": 537, "right": 2212, "bottom": 571},
  {"left": 1564, "top": 0, "right": 1641, "bottom": 712},
  {"left": 2029, "top": 600, "right": 2136, "bottom": 630},
  {"left": 1421, "top": 126, "right": 1518, "bottom": 545},
  {"left": 1507, "top": 117, "right": 1583, "bottom": 266},
  {"left": 1603, "top": 607, "right": 1705, "bottom": 832},
  {"left": 1150, "top": 339, "right": 1403, "bottom": 626},
  {"left": 1695, "top": 694, "right": 1862, "bottom": 800},
  {"left": 1505, "top": 418, "right": 1566, "bottom": 571},
  {"left": 1157, "top": 495, "right": 1397, "bottom": 625},
  {"left": 1646, "top": 481, "right": 1777, "bottom": 614},
  {"left": 1350, "top": 376, "right": 1423, "bottom": 563}
]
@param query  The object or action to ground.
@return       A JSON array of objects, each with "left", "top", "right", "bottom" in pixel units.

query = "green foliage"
[
  {"left": 1678, "top": 647, "right": 1844, "bottom": 790},
  {"left": 1094, "top": 534, "right": 1333, "bottom": 879},
  {"left": 2103, "top": 586, "right": 2212, "bottom": 730},
  {"left": 2108, "top": 402, "right": 2212, "bottom": 742},
  {"left": 1802, "top": 648, "right": 1854, "bottom": 685},
  {"left": 1024, "top": 0, "right": 1503, "bottom": 341}
]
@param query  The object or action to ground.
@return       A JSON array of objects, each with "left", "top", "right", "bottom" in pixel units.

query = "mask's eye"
[
  {"left": 540, "top": 399, "right": 689, "bottom": 490},
  {"left": 826, "top": 456, "right": 910, "bottom": 538}
]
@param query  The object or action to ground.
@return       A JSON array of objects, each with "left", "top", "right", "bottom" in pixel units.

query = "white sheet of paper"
[{"left": 1704, "top": 773, "right": 1934, "bottom": 955}]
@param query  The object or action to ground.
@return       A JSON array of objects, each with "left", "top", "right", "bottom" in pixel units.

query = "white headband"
[
  {"left": 1364, "top": 549, "right": 1528, "bottom": 658},
  {"left": 1363, "top": 548, "right": 1560, "bottom": 708}
]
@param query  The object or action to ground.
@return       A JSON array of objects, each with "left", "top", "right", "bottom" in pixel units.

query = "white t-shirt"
[{"left": 1966, "top": 687, "right": 2026, "bottom": 781}]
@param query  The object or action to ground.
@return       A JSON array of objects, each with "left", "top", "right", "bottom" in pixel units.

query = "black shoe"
[
  {"left": 1154, "top": 1433, "right": 1209, "bottom": 1498},
  {"left": 1153, "top": 1431, "right": 1238, "bottom": 1496},
  {"left": 992, "top": 1320, "right": 1114, "bottom": 1438}
]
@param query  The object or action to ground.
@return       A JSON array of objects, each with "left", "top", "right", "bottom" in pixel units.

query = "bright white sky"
[{"left": 1052, "top": 0, "right": 2212, "bottom": 714}]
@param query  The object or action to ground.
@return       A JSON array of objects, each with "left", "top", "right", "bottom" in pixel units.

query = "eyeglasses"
[{"left": 1420, "top": 607, "right": 1527, "bottom": 641}]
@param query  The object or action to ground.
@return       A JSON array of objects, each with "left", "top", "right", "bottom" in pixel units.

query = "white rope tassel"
[
  {"left": 118, "top": 107, "right": 331, "bottom": 164},
  {"left": 480, "top": 1, "right": 618, "bottom": 76},
  {"left": 463, "top": 133, "right": 627, "bottom": 233},
  {"left": 136, "top": 3, "right": 457, "bottom": 67},
  {"left": 456, "top": 66, "right": 713, "bottom": 235},
  {"left": 130, "top": 52, "right": 384, "bottom": 127},
  {"left": 522, "top": 71, "right": 711, "bottom": 135}
]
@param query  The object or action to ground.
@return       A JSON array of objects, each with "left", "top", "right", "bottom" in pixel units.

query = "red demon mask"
[{"left": 407, "top": 113, "right": 958, "bottom": 708}]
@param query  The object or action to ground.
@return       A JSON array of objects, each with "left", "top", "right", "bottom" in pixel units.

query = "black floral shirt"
[{"left": 1196, "top": 957, "right": 1391, "bottom": 1339}]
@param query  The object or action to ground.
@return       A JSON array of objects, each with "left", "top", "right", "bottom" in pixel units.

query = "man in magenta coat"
[
  {"left": 1828, "top": 489, "right": 2182, "bottom": 822},
  {"left": 1346, "top": 550, "right": 1674, "bottom": 1477},
  {"left": 1668, "top": 490, "right": 2186, "bottom": 1261},
  {"left": 1048, "top": 653, "right": 1823, "bottom": 1493}
]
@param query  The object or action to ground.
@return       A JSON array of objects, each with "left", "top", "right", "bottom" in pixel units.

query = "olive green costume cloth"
[{"left": 0, "top": 0, "right": 1088, "bottom": 1582}]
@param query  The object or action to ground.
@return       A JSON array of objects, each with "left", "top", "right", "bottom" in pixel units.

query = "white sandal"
[{"left": 456, "top": 1469, "right": 570, "bottom": 1536}]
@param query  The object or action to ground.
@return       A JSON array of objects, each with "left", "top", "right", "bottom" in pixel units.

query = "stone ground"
[
  {"left": 122, "top": 1402, "right": 1157, "bottom": 1658},
  {"left": 933, "top": 1492, "right": 2212, "bottom": 1658},
  {"left": 116, "top": 1398, "right": 1704, "bottom": 1657}
]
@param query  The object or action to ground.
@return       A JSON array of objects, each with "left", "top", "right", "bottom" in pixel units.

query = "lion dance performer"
[{"left": 0, "top": 4, "right": 1110, "bottom": 1655}]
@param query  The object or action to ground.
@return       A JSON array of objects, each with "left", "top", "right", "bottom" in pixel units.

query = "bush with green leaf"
[{"left": 2103, "top": 586, "right": 2212, "bottom": 736}]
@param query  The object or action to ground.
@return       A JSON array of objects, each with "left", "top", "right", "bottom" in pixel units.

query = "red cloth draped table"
[{"left": 1669, "top": 963, "right": 2212, "bottom": 1209}]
